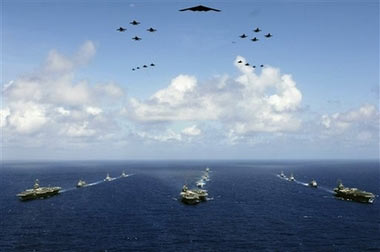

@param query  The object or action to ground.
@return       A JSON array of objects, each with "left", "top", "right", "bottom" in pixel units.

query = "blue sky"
[{"left": 1, "top": 0, "right": 379, "bottom": 160}]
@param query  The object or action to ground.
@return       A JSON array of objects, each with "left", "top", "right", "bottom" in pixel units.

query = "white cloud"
[
  {"left": 321, "top": 104, "right": 378, "bottom": 134},
  {"left": 1, "top": 41, "right": 124, "bottom": 145},
  {"left": 182, "top": 125, "right": 201, "bottom": 136},
  {"left": 126, "top": 56, "right": 302, "bottom": 138}
]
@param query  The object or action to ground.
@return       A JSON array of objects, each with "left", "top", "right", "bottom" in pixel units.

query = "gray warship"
[
  {"left": 76, "top": 179, "right": 87, "bottom": 188},
  {"left": 17, "top": 179, "right": 61, "bottom": 201},
  {"left": 180, "top": 185, "right": 200, "bottom": 205},
  {"left": 334, "top": 181, "right": 375, "bottom": 203},
  {"left": 309, "top": 179, "right": 318, "bottom": 188}
]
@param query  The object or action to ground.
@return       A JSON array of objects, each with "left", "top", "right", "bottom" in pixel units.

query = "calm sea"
[{"left": 1, "top": 160, "right": 379, "bottom": 251}]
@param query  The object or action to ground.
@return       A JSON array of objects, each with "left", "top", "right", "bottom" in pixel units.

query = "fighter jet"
[
  {"left": 132, "top": 36, "right": 142, "bottom": 41},
  {"left": 130, "top": 20, "right": 140, "bottom": 25},
  {"left": 253, "top": 28, "right": 261, "bottom": 32},
  {"left": 237, "top": 60, "right": 243, "bottom": 63},
  {"left": 251, "top": 37, "right": 259, "bottom": 42},
  {"left": 179, "top": 5, "right": 221, "bottom": 12},
  {"left": 150, "top": 63, "right": 155, "bottom": 66},
  {"left": 136, "top": 67, "right": 140, "bottom": 69},
  {"left": 147, "top": 27, "right": 157, "bottom": 32},
  {"left": 143, "top": 65, "right": 148, "bottom": 68},
  {"left": 260, "top": 64, "right": 264, "bottom": 67},
  {"left": 264, "top": 33, "right": 272, "bottom": 38},
  {"left": 252, "top": 65, "right": 256, "bottom": 68},
  {"left": 132, "top": 68, "right": 135, "bottom": 71},
  {"left": 117, "top": 27, "right": 127, "bottom": 32},
  {"left": 245, "top": 63, "right": 250, "bottom": 66},
  {"left": 240, "top": 34, "right": 248, "bottom": 38}
]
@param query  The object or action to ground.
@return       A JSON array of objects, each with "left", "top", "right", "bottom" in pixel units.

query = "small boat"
[
  {"left": 104, "top": 173, "right": 113, "bottom": 182},
  {"left": 76, "top": 179, "right": 87, "bottom": 188},
  {"left": 121, "top": 171, "right": 128, "bottom": 177},
  {"left": 280, "top": 171, "right": 285, "bottom": 178},
  {"left": 289, "top": 173, "right": 295, "bottom": 181},
  {"left": 309, "top": 179, "right": 317, "bottom": 188}
]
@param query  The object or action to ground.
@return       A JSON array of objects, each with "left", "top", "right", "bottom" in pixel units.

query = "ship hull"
[
  {"left": 17, "top": 190, "right": 60, "bottom": 201},
  {"left": 334, "top": 191, "right": 375, "bottom": 204}
]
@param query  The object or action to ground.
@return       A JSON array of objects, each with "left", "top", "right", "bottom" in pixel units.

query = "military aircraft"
[
  {"left": 143, "top": 65, "right": 148, "bottom": 68},
  {"left": 245, "top": 63, "right": 250, "bottom": 66},
  {"left": 130, "top": 20, "right": 140, "bottom": 25},
  {"left": 260, "top": 64, "right": 264, "bottom": 67},
  {"left": 179, "top": 5, "right": 221, "bottom": 12},
  {"left": 132, "top": 68, "right": 135, "bottom": 71},
  {"left": 252, "top": 65, "right": 256, "bottom": 68},
  {"left": 264, "top": 33, "right": 272, "bottom": 38},
  {"left": 132, "top": 36, "right": 142, "bottom": 41},
  {"left": 136, "top": 67, "right": 140, "bottom": 69},
  {"left": 240, "top": 34, "right": 247, "bottom": 38},
  {"left": 251, "top": 37, "right": 259, "bottom": 42},
  {"left": 253, "top": 28, "right": 261, "bottom": 32},
  {"left": 150, "top": 63, "right": 155, "bottom": 66},
  {"left": 147, "top": 27, "right": 157, "bottom": 32},
  {"left": 237, "top": 60, "right": 243, "bottom": 63},
  {"left": 116, "top": 27, "right": 127, "bottom": 32}
]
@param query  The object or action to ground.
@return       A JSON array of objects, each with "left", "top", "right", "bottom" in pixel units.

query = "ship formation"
[
  {"left": 180, "top": 167, "right": 211, "bottom": 205},
  {"left": 277, "top": 171, "right": 376, "bottom": 204},
  {"left": 16, "top": 171, "right": 130, "bottom": 201}
]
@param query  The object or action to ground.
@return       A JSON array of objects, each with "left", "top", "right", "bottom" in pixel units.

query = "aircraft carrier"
[
  {"left": 17, "top": 179, "right": 61, "bottom": 201},
  {"left": 334, "top": 181, "right": 375, "bottom": 203}
]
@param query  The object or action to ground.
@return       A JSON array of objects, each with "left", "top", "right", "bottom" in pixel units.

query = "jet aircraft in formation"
[
  {"left": 130, "top": 20, "right": 140, "bottom": 25},
  {"left": 132, "top": 63, "right": 156, "bottom": 71},
  {"left": 117, "top": 27, "right": 127, "bottom": 32},
  {"left": 239, "top": 27, "right": 273, "bottom": 42},
  {"left": 147, "top": 27, "right": 157, "bottom": 32},
  {"left": 132, "top": 36, "right": 142, "bottom": 41},
  {"left": 237, "top": 60, "right": 265, "bottom": 69}
]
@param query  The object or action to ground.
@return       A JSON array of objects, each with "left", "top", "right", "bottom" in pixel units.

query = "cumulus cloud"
[
  {"left": 320, "top": 104, "right": 379, "bottom": 141},
  {"left": 126, "top": 56, "right": 302, "bottom": 138},
  {"left": 1, "top": 41, "right": 125, "bottom": 145}
]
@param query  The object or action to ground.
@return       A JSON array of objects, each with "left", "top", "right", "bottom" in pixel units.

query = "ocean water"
[{"left": 0, "top": 160, "right": 379, "bottom": 251}]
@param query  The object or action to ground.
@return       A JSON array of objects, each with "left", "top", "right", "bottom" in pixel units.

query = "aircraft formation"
[
  {"left": 132, "top": 63, "right": 156, "bottom": 71},
  {"left": 239, "top": 27, "right": 273, "bottom": 43},
  {"left": 237, "top": 60, "right": 264, "bottom": 69},
  {"left": 116, "top": 4, "right": 273, "bottom": 74},
  {"left": 116, "top": 20, "right": 157, "bottom": 41}
]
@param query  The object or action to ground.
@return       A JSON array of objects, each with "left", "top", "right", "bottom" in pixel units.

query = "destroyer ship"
[
  {"left": 334, "top": 181, "right": 375, "bottom": 203},
  {"left": 76, "top": 179, "right": 87, "bottom": 188},
  {"left": 17, "top": 179, "right": 61, "bottom": 201}
]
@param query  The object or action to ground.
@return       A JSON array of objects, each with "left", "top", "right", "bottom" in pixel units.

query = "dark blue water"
[{"left": 1, "top": 160, "right": 379, "bottom": 251}]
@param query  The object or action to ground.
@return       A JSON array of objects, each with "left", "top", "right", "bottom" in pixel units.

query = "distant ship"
[
  {"left": 104, "top": 173, "right": 113, "bottom": 182},
  {"left": 16, "top": 179, "right": 61, "bottom": 201},
  {"left": 289, "top": 173, "right": 295, "bottom": 181},
  {"left": 121, "top": 171, "right": 128, "bottom": 178},
  {"left": 180, "top": 185, "right": 200, "bottom": 205},
  {"left": 196, "top": 180, "right": 206, "bottom": 188},
  {"left": 334, "top": 181, "right": 375, "bottom": 204},
  {"left": 309, "top": 179, "right": 318, "bottom": 188},
  {"left": 76, "top": 179, "right": 87, "bottom": 188}
]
